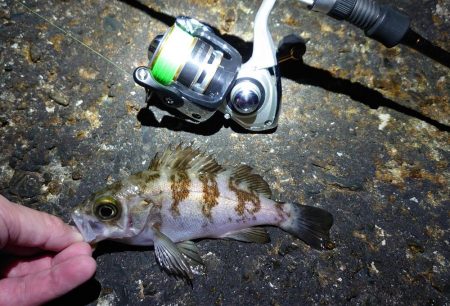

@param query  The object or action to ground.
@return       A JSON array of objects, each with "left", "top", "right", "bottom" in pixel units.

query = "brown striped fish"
[{"left": 72, "top": 145, "right": 333, "bottom": 278}]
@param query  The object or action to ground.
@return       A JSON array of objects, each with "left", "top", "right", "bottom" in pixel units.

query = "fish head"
[{"left": 72, "top": 182, "right": 143, "bottom": 243}]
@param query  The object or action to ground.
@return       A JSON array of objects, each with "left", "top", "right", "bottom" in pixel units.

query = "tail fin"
[{"left": 279, "top": 203, "right": 333, "bottom": 249}]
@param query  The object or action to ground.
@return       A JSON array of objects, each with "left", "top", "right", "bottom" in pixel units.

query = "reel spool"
[{"left": 149, "top": 23, "right": 224, "bottom": 95}]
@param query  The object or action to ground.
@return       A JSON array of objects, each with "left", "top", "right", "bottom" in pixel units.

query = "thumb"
[{"left": 0, "top": 254, "right": 96, "bottom": 306}]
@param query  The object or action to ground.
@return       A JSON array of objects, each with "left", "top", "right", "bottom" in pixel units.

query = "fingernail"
[{"left": 71, "top": 227, "right": 84, "bottom": 242}]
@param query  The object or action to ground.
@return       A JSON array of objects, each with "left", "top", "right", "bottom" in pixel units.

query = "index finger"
[{"left": 0, "top": 195, "right": 83, "bottom": 252}]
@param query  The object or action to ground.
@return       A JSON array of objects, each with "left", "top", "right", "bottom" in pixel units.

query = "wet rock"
[
  {"left": 16, "top": 101, "right": 28, "bottom": 110},
  {"left": 29, "top": 43, "right": 42, "bottom": 63},
  {"left": 42, "top": 172, "right": 52, "bottom": 183},
  {"left": 270, "top": 299, "right": 281, "bottom": 306},
  {"left": 107, "top": 83, "right": 118, "bottom": 98},
  {"left": 277, "top": 241, "right": 300, "bottom": 256},
  {"left": 103, "top": 15, "right": 122, "bottom": 33},
  {"left": 11, "top": 147, "right": 51, "bottom": 171},
  {"left": 46, "top": 180, "right": 62, "bottom": 195},
  {"left": 9, "top": 171, "right": 44, "bottom": 198},
  {"left": 71, "top": 168, "right": 83, "bottom": 180},
  {"left": 142, "top": 282, "right": 157, "bottom": 297},
  {"left": 406, "top": 242, "right": 425, "bottom": 257},
  {"left": 0, "top": 6, "right": 11, "bottom": 20},
  {"left": 1, "top": 91, "right": 15, "bottom": 103},
  {"left": 48, "top": 90, "right": 69, "bottom": 106},
  {"left": 0, "top": 115, "right": 8, "bottom": 127}
]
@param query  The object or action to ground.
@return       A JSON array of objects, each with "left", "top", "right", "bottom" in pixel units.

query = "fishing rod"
[
  {"left": 297, "top": 0, "right": 450, "bottom": 67},
  {"left": 297, "top": 0, "right": 410, "bottom": 48}
]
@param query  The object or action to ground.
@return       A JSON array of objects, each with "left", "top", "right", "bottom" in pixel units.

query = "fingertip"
[{"left": 75, "top": 241, "right": 95, "bottom": 256}]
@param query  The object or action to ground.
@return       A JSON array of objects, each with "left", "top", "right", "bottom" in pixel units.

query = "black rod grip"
[{"left": 327, "top": 0, "right": 411, "bottom": 47}]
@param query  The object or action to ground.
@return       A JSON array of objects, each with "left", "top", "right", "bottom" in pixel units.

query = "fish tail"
[{"left": 279, "top": 202, "right": 333, "bottom": 249}]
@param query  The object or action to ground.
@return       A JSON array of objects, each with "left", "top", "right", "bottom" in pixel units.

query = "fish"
[{"left": 72, "top": 145, "right": 333, "bottom": 278}]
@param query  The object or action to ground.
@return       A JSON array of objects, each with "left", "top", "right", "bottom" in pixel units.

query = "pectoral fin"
[
  {"left": 153, "top": 228, "right": 192, "bottom": 279},
  {"left": 177, "top": 240, "right": 203, "bottom": 265},
  {"left": 221, "top": 227, "right": 270, "bottom": 243}
]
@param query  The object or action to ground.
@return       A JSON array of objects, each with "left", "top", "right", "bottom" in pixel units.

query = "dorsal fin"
[
  {"left": 149, "top": 144, "right": 223, "bottom": 175},
  {"left": 230, "top": 164, "right": 272, "bottom": 199}
]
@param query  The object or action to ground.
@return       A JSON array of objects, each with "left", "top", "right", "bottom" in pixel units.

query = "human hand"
[{"left": 0, "top": 195, "right": 96, "bottom": 306}]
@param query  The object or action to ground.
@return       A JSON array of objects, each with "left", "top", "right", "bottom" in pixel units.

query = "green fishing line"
[{"left": 150, "top": 24, "right": 196, "bottom": 85}]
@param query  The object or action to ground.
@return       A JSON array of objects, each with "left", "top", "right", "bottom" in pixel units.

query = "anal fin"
[{"left": 221, "top": 227, "right": 270, "bottom": 244}]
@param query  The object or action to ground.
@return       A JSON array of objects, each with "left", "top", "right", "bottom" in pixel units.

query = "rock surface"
[{"left": 0, "top": 0, "right": 448, "bottom": 305}]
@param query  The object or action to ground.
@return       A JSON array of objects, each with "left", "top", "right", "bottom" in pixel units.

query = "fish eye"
[{"left": 94, "top": 196, "right": 121, "bottom": 221}]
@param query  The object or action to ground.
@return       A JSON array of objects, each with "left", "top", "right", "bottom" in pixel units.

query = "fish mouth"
[{"left": 71, "top": 210, "right": 104, "bottom": 243}]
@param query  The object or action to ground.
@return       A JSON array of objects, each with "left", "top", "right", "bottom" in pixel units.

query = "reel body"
[{"left": 134, "top": 0, "right": 281, "bottom": 131}]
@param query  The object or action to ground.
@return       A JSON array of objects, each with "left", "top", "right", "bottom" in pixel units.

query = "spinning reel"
[{"left": 134, "top": 0, "right": 281, "bottom": 131}]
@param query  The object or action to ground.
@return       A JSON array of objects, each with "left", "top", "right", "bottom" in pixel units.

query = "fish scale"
[{"left": 72, "top": 145, "right": 334, "bottom": 279}]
